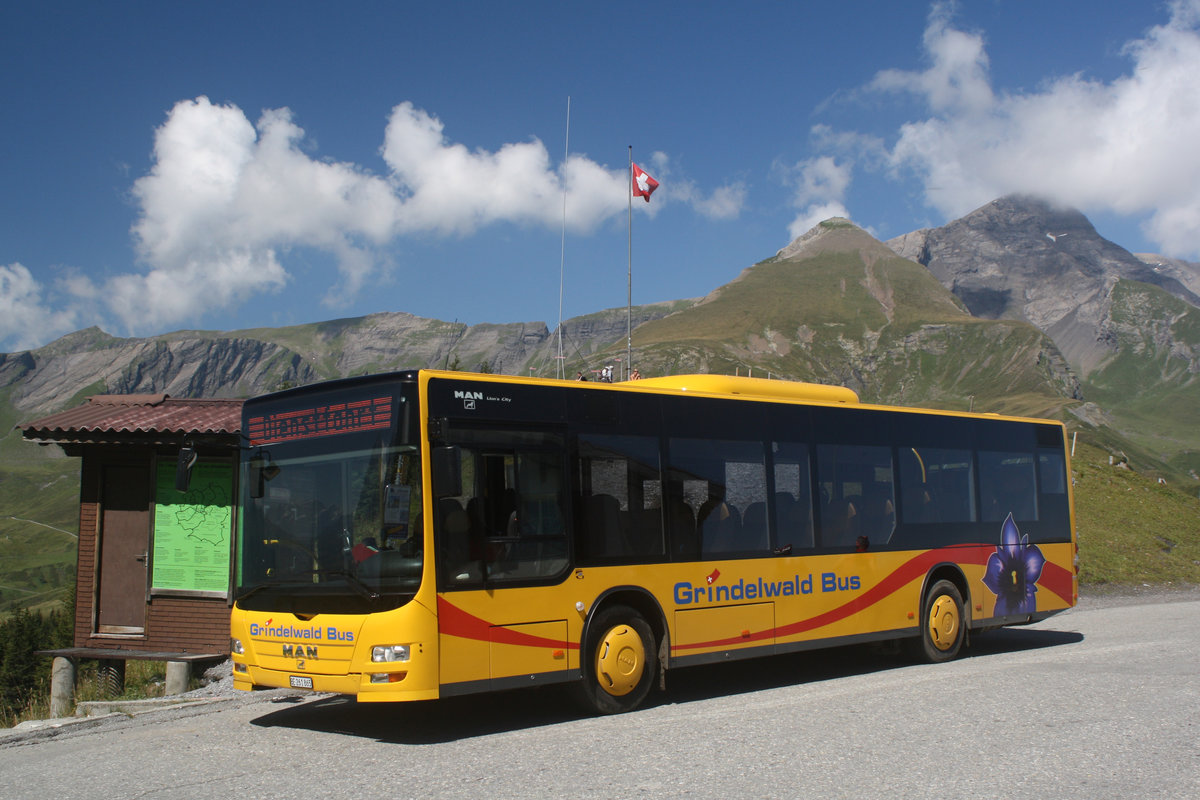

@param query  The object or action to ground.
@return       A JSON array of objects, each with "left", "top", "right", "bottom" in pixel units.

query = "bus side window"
[
  {"left": 440, "top": 431, "right": 569, "bottom": 586},
  {"left": 668, "top": 437, "right": 768, "bottom": 559},
  {"left": 979, "top": 451, "right": 1037, "bottom": 522},
  {"left": 899, "top": 447, "right": 975, "bottom": 524},
  {"left": 816, "top": 444, "right": 894, "bottom": 548},
  {"left": 771, "top": 442, "right": 814, "bottom": 552},
  {"left": 575, "top": 434, "right": 664, "bottom": 563}
]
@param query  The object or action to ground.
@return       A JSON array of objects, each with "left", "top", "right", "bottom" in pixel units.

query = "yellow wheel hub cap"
[
  {"left": 595, "top": 624, "right": 645, "bottom": 697},
  {"left": 928, "top": 595, "right": 960, "bottom": 651}
]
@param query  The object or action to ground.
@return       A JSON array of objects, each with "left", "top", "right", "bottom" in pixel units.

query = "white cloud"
[
  {"left": 639, "top": 151, "right": 746, "bottom": 221},
  {"left": 94, "top": 97, "right": 741, "bottom": 339},
  {"left": 788, "top": 202, "right": 853, "bottom": 242},
  {"left": 124, "top": 97, "right": 398, "bottom": 332},
  {"left": 870, "top": 3, "right": 994, "bottom": 115},
  {"left": 693, "top": 183, "right": 748, "bottom": 220},
  {"left": 782, "top": 155, "right": 855, "bottom": 240},
  {"left": 381, "top": 101, "right": 574, "bottom": 234},
  {"left": 0, "top": 263, "right": 79, "bottom": 351},
  {"left": 862, "top": 0, "right": 1200, "bottom": 257}
]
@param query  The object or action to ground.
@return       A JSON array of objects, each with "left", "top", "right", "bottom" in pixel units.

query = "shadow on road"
[{"left": 249, "top": 626, "right": 1083, "bottom": 743}]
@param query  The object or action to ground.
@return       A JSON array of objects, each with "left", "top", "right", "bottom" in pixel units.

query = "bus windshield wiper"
[
  {"left": 234, "top": 579, "right": 287, "bottom": 604},
  {"left": 311, "top": 569, "right": 381, "bottom": 601}
]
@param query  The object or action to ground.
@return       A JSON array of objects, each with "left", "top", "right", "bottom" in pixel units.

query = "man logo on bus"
[
  {"left": 453, "top": 390, "right": 483, "bottom": 410},
  {"left": 982, "top": 513, "right": 1045, "bottom": 615}
]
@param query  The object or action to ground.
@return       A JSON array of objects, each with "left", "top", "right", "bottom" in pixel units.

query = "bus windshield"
[{"left": 236, "top": 439, "right": 424, "bottom": 614}]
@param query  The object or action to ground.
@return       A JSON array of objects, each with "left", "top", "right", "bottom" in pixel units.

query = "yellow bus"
[{"left": 228, "top": 370, "right": 1077, "bottom": 713}]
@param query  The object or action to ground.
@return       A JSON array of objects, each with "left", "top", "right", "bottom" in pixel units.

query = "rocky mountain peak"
[
  {"left": 888, "top": 193, "right": 1200, "bottom": 376},
  {"left": 889, "top": 195, "right": 1198, "bottom": 324}
]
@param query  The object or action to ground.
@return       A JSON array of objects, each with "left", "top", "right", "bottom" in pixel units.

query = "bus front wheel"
[
  {"left": 574, "top": 605, "right": 657, "bottom": 714},
  {"left": 913, "top": 579, "right": 965, "bottom": 663}
]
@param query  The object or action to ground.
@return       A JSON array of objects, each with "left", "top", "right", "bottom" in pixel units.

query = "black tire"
[
  {"left": 573, "top": 605, "right": 657, "bottom": 714},
  {"left": 912, "top": 579, "right": 966, "bottom": 663}
]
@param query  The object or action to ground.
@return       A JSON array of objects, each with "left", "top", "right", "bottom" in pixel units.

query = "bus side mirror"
[
  {"left": 431, "top": 446, "right": 462, "bottom": 498},
  {"left": 175, "top": 446, "right": 198, "bottom": 492},
  {"left": 247, "top": 453, "right": 280, "bottom": 499}
]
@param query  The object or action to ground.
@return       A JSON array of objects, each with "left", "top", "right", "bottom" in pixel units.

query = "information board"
[{"left": 152, "top": 461, "right": 233, "bottom": 595}]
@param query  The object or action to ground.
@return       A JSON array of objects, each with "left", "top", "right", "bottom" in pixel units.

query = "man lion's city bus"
[{"left": 228, "top": 370, "right": 1077, "bottom": 713}]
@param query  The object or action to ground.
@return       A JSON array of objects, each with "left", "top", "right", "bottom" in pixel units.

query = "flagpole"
[{"left": 627, "top": 145, "right": 633, "bottom": 381}]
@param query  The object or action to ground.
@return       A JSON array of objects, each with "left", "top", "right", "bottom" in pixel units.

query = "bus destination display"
[{"left": 247, "top": 395, "right": 393, "bottom": 445}]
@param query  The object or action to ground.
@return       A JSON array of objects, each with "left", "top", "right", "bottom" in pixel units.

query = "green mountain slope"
[
  {"left": 0, "top": 387, "right": 78, "bottom": 612},
  {"left": 628, "top": 220, "right": 1080, "bottom": 418},
  {"left": 1083, "top": 279, "right": 1200, "bottom": 457}
]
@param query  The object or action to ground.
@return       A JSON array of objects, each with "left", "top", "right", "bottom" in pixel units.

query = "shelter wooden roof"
[{"left": 19, "top": 394, "right": 243, "bottom": 445}]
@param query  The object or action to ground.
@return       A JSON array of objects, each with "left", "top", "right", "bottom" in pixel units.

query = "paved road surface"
[{"left": 2, "top": 596, "right": 1197, "bottom": 799}]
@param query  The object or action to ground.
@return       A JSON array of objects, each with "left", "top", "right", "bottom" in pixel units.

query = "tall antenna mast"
[
  {"left": 556, "top": 97, "right": 570, "bottom": 379},
  {"left": 627, "top": 145, "right": 633, "bottom": 381}
]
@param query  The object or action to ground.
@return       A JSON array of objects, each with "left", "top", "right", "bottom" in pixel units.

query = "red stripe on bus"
[
  {"left": 437, "top": 596, "right": 580, "bottom": 650},
  {"left": 673, "top": 545, "right": 1073, "bottom": 653},
  {"left": 674, "top": 547, "right": 969, "bottom": 652},
  {"left": 1038, "top": 561, "right": 1074, "bottom": 603}
]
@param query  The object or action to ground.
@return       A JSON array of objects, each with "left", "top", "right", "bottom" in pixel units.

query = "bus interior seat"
[
  {"left": 821, "top": 497, "right": 859, "bottom": 547},
  {"left": 627, "top": 505, "right": 665, "bottom": 556},
  {"left": 741, "top": 501, "right": 770, "bottom": 552},
  {"left": 775, "top": 492, "right": 813, "bottom": 550},
  {"left": 668, "top": 498, "right": 698, "bottom": 558},
  {"left": 860, "top": 484, "right": 896, "bottom": 542},
  {"left": 582, "top": 493, "right": 626, "bottom": 558},
  {"left": 903, "top": 482, "right": 937, "bottom": 523},
  {"left": 699, "top": 501, "right": 741, "bottom": 555}
]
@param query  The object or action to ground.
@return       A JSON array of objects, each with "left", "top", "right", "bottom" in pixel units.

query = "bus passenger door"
[{"left": 435, "top": 429, "right": 573, "bottom": 693}]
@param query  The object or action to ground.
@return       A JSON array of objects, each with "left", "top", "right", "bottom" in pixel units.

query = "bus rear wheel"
[
  {"left": 913, "top": 579, "right": 965, "bottom": 663},
  {"left": 574, "top": 605, "right": 657, "bottom": 714}
]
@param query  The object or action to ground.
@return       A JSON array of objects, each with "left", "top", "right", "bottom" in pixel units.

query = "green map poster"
[{"left": 152, "top": 461, "right": 233, "bottom": 594}]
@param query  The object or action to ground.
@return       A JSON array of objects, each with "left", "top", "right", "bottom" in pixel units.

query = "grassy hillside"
[
  {"left": 1084, "top": 280, "right": 1200, "bottom": 459},
  {"left": 1071, "top": 441, "right": 1200, "bottom": 586},
  {"left": 0, "top": 387, "right": 78, "bottom": 613}
]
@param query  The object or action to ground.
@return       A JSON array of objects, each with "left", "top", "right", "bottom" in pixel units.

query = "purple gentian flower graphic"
[{"left": 982, "top": 514, "right": 1046, "bottom": 615}]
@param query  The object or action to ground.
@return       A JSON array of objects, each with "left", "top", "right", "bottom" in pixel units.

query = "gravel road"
[{"left": 2, "top": 587, "right": 1197, "bottom": 799}]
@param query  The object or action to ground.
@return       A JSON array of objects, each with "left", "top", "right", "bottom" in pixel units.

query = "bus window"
[
  {"left": 439, "top": 430, "right": 568, "bottom": 587},
  {"left": 771, "top": 442, "right": 814, "bottom": 551},
  {"left": 1039, "top": 450, "right": 1067, "bottom": 494},
  {"left": 898, "top": 447, "right": 975, "bottom": 524},
  {"left": 979, "top": 451, "right": 1037, "bottom": 522},
  {"left": 1037, "top": 448, "right": 1069, "bottom": 527},
  {"left": 668, "top": 438, "right": 768, "bottom": 558},
  {"left": 816, "top": 445, "right": 895, "bottom": 548},
  {"left": 575, "top": 434, "right": 665, "bottom": 563}
]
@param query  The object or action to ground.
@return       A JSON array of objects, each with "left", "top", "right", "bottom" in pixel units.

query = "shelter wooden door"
[{"left": 96, "top": 464, "right": 150, "bottom": 635}]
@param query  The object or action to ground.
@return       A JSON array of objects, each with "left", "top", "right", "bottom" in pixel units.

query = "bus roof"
[{"left": 630, "top": 374, "right": 859, "bottom": 404}]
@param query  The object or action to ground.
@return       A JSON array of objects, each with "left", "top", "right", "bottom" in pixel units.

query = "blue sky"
[{"left": 4, "top": 1, "right": 1199, "bottom": 352}]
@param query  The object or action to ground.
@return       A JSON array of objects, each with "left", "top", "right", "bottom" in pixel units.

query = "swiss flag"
[{"left": 632, "top": 162, "right": 659, "bottom": 202}]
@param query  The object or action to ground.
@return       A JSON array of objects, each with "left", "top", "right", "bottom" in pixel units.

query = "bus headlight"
[
  {"left": 372, "top": 644, "right": 411, "bottom": 663},
  {"left": 231, "top": 637, "right": 244, "bottom": 655}
]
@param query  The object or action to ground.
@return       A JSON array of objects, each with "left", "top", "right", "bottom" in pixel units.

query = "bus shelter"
[{"left": 20, "top": 394, "right": 242, "bottom": 714}]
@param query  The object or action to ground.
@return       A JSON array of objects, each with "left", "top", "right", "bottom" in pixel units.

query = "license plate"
[{"left": 289, "top": 675, "right": 314, "bottom": 689}]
